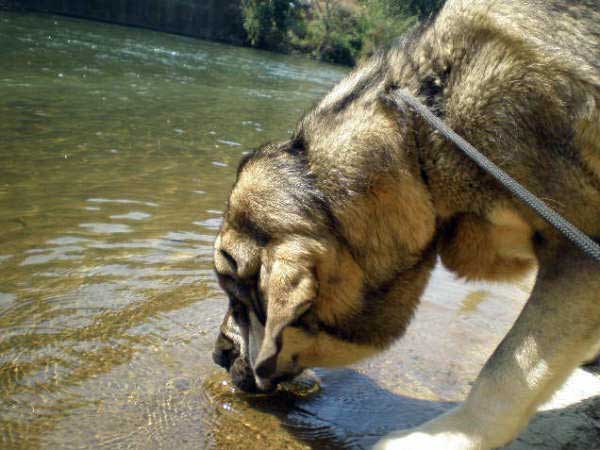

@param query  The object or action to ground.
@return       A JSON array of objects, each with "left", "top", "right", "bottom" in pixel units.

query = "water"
[
  {"left": 1, "top": 11, "right": 596, "bottom": 450},
  {"left": 0, "top": 11, "right": 344, "bottom": 448}
]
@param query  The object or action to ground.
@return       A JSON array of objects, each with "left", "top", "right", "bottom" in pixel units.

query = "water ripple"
[
  {"left": 79, "top": 223, "right": 133, "bottom": 234},
  {"left": 0, "top": 11, "right": 348, "bottom": 450}
]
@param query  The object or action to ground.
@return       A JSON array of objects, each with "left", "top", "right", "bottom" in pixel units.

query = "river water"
[{"left": 1, "top": 11, "right": 597, "bottom": 450}]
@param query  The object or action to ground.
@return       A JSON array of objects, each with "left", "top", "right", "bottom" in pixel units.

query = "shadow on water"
[
  {"left": 203, "top": 368, "right": 600, "bottom": 450},
  {"left": 204, "top": 368, "right": 454, "bottom": 450}
]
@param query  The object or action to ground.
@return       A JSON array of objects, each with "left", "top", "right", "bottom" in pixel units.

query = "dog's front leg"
[{"left": 376, "top": 244, "right": 600, "bottom": 450}]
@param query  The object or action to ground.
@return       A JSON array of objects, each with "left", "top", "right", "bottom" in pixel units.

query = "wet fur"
[{"left": 213, "top": 0, "right": 600, "bottom": 448}]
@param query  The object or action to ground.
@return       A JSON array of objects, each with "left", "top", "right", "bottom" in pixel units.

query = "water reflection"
[{"left": 109, "top": 211, "right": 152, "bottom": 220}]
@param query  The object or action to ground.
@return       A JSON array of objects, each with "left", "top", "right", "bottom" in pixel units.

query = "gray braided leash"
[{"left": 387, "top": 89, "right": 600, "bottom": 263}]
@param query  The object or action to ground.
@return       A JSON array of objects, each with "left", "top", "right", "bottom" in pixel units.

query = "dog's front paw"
[
  {"left": 373, "top": 407, "right": 492, "bottom": 450},
  {"left": 374, "top": 429, "right": 482, "bottom": 450}
]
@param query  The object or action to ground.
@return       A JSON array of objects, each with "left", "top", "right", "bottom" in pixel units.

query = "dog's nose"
[
  {"left": 213, "top": 332, "right": 237, "bottom": 370},
  {"left": 254, "top": 353, "right": 277, "bottom": 379},
  {"left": 212, "top": 347, "right": 233, "bottom": 370},
  {"left": 230, "top": 357, "right": 259, "bottom": 393}
]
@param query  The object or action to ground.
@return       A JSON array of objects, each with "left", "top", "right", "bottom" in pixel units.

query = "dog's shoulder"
[{"left": 400, "top": 0, "right": 600, "bottom": 236}]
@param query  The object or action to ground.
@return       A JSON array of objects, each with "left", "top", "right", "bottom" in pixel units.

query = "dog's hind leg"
[{"left": 375, "top": 243, "right": 600, "bottom": 450}]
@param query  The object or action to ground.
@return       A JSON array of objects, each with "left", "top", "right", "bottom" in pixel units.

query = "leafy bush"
[
  {"left": 405, "top": 0, "right": 446, "bottom": 18},
  {"left": 357, "top": 0, "right": 418, "bottom": 58},
  {"left": 291, "top": 2, "right": 364, "bottom": 66},
  {"left": 241, "top": 0, "right": 446, "bottom": 65},
  {"left": 240, "top": 0, "right": 303, "bottom": 50}
]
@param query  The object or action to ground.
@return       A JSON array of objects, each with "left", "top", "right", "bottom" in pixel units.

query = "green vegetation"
[
  {"left": 241, "top": 0, "right": 303, "bottom": 51},
  {"left": 240, "top": 0, "right": 446, "bottom": 66}
]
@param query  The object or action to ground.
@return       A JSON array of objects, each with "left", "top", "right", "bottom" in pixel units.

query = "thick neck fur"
[
  {"left": 386, "top": 2, "right": 600, "bottom": 235},
  {"left": 297, "top": 0, "right": 599, "bottom": 297},
  {"left": 299, "top": 0, "right": 600, "bottom": 291}
]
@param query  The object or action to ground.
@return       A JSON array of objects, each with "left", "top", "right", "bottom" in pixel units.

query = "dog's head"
[{"left": 213, "top": 69, "right": 438, "bottom": 392}]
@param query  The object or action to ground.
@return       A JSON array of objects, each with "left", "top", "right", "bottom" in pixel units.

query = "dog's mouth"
[
  {"left": 213, "top": 331, "right": 302, "bottom": 394},
  {"left": 214, "top": 352, "right": 300, "bottom": 394},
  {"left": 226, "top": 354, "right": 260, "bottom": 393}
]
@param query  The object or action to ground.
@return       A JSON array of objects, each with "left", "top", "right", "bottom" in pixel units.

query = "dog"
[{"left": 212, "top": 0, "right": 600, "bottom": 448}]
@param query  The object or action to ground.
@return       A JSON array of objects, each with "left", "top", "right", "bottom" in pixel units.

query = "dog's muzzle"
[{"left": 212, "top": 331, "right": 260, "bottom": 393}]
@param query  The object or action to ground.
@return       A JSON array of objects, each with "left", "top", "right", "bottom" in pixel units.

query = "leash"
[{"left": 384, "top": 89, "right": 600, "bottom": 263}]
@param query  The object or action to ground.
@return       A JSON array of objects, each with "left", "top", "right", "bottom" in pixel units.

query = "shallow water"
[
  {"left": 1, "top": 11, "right": 595, "bottom": 450},
  {"left": 0, "top": 11, "right": 344, "bottom": 448}
]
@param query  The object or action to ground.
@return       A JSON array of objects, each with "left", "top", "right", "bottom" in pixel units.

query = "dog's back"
[
  {"left": 441, "top": 0, "right": 599, "bottom": 76},
  {"left": 397, "top": 0, "right": 600, "bottom": 236}
]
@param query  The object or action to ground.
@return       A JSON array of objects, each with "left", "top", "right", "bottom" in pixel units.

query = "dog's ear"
[{"left": 253, "top": 249, "right": 317, "bottom": 378}]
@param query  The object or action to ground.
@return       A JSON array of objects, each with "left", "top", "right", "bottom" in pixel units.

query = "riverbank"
[
  {"left": 15, "top": 1, "right": 445, "bottom": 66},
  {"left": 14, "top": 0, "right": 246, "bottom": 45},
  {"left": 0, "top": 0, "right": 23, "bottom": 10}
]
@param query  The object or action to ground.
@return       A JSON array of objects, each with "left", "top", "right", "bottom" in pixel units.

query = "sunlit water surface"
[
  {"left": 2, "top": 11, "right": 593, "bottom": 450},
  {"left": 0, "top": 11, "right": 346, "bottom": 448}
]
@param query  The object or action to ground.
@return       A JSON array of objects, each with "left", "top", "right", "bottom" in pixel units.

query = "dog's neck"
[
  {"left": 391, "top": 33, "right": 508, "bottom": 222},
  {"left": 402, "top": 77, "right": 483, "bottom": 221}
]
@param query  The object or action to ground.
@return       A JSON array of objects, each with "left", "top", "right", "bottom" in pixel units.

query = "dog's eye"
[{"left": 289, "top": 306, "right": 316, "bottom": 333}]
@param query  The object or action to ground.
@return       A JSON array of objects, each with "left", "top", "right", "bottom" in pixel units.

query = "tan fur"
[
  {"left": 280, "top": 327, "right": 380, "bottom": 369},
  {"left": 213, "top": 1, "right": 600, "bottom": 448},
  {"left": 440, "top": 207, "right": 535, "bottom": 281},
  {"left": 577, "top": 110, "right": 600, "bottom": 178},
  {"left": 313, "top": 242, "right": 364, "bottom": 326}
]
